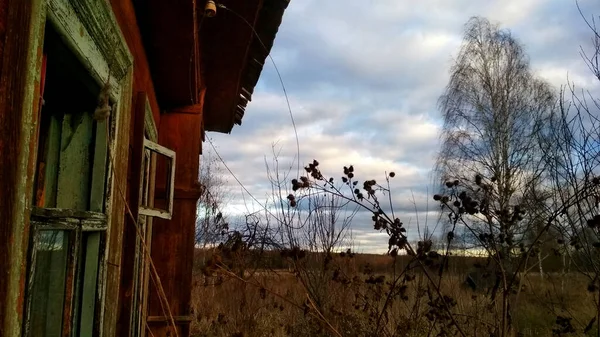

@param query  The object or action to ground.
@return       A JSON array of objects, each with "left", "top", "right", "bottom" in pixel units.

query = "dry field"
[{"left": 190, "top": 251, "right": 599, "bottom": 337}]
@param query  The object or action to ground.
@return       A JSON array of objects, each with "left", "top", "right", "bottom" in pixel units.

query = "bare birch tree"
[
  {"left": 434, "top": 17, "right": 561, "bottom": 336},
  {"left": 436, "top": 17, "right": 556, "bottom": 266}
]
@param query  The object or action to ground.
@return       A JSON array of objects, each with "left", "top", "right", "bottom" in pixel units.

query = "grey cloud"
[{"left": 203, "top": 0, "right": 600, "bottom": 253}]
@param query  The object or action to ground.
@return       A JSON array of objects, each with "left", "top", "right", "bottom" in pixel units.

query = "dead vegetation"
[
  {"left": 190, "top": 251, "right": 598, "bottom": 337},
  {"left": 190, "top": 9, "right": 600, "bottom": 337}
]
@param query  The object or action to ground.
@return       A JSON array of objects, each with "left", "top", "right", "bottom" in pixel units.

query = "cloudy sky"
[{"left": 205, "top": 0, "right": 600, "bottom": 253}]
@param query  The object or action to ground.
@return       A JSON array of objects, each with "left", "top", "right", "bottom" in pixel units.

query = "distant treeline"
[{"left": 193, "top": 248, "right": 594, "bottom": 275}]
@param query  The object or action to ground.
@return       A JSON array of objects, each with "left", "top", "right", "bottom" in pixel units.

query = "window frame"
[
  {"left": 130, "top": 96, "right": 159, "bottom": 337},
  {"left": 27, "top": 208, "right": 108, "bottom": 336},
  {"left": 22, "top": 0, "right": 133, "bottom": 336},
  {"left": 139, "top": 138, "right": 176, "bottom": 220}
]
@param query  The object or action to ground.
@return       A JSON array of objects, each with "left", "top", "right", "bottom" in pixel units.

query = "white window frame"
[
  {"left": 130, "top": 96, "right": 168, "bottom": 337},
  {"left": 139, "top": 139, "right": 176, "bottom": 220}
]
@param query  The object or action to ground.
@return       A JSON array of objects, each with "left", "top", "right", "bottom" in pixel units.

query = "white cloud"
[{"left": 204, "top": 0, "right": 600, "bottom": 253}]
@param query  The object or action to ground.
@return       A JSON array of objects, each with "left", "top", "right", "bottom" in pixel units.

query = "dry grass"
[{"left": 190, "top": 252, "right": 599, "bottom": 337}]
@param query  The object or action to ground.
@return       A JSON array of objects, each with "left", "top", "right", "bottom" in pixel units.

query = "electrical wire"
[
  {"left": 104, "top": 118, "right": 179, "bottom": 337},
  {"left": 200, "top": 3, "right": 302, "bottom": 226},
  {"left": 216, "top": 2, "right": 301, "bottom": 179},
  {"left": 206, "top": 137, "right": 284, "bottom": 223}
]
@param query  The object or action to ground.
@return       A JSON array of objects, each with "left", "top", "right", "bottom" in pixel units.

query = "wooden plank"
[
  {"left": 143, "top": 138, "right": 176, "bottom": 157},
  {"left": 116, "top": 91, "right": 146, "bottom": 337},
  {"left": 148, "top": 110, "right": 203, "bottom": 337},
  {"left": 67, "top": 0, "right": 132, "bottom": 79},
  {"left": 140, "top": 216, "right": 153, "bottom": 337},
  {"left": 43, "top": 114, "right": 62, "bottom": 207},
  {"left": 138, "top": 207, "right": 171, "bottom": 220},
  {"left": 62, "top": 229, "right": 80, "bottom": 337},
  {"left": 31, "top": 207, "right": 107, "bottom": 220},
  {"left": 142, "top": 138, "right": 176, "bottom": 220},
  {"left": 30, "top": 219, "right": 107, "bottom": 232},
  {"left": 47, "top": 0, "right": 132, "bottom": 94},
  {"left": 79, "top": 232, "right": 101, "bottom": 336},
  {"left": 80, "top": 220, "right": 109, "bottom": 231},
  {"left": 33, "top": 53, "right": 47, "bottom": 207},
  {"left": 148, "top": 200, "right": 196, "bottom": 337},
  {"left": 102, "top": 65, "right": 133, "bottom": 337},
  {"left": 143, "top": 98, "right": 158, "bottom": 142},
  {"left": 57, "top": 110, "right": 93, "bottom": 210},
  {"left": 30, "top": 219, "right": 78, "bottom": 231},
  {"left": 201, "top": 0, "right": 263, "bottom": 132},
  {"left": 147, "top": 315, "right": 193, "bottom": 323},
  {"left": 94, "top": 215, "right": 108, "bottom": 336},
  {"left": 107, "top": 0, "right": 162, "bottom": 129},
  {"left": 130, "top": 216, "right": 145, "bottom": 337},
  {"left": 140, "top": 140, "right": 158, "bottom": 337},
  {"left": 90, "top": 119, "right": 108, "bottom": 212},
  {"left": 0, "top": 0, "right": 46, "bottom": 333},
  {"left": 241, "top": 87, "right": 252, "bottom": 101}
]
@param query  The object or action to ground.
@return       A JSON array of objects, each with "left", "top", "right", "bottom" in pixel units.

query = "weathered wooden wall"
[
  {"left": 147, "top": 100, "right": 205, "bottom": 337},
  {"left": 0, "top": 1, "right": 11, "bottom": 333},
  {"left": 0, "top": 0, "right": 44, "bottom": 335},
  {"left": 109, "top": 0, "right": 161, "bottom": 125},
  {"left": 0, "top": 0, "right": 22, "bottom": 334},
  {"left": 106, "top": 1, "right": 163, "bottom": 336},
  {"left": 117, "top": 91, "right": 148, "bottom": 337},
  {"left": 0, "top": 1, "right": 211, "bottom": 336}
]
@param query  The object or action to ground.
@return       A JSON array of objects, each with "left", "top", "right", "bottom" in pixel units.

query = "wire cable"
[{"left": 207, "top": 137, "right": 284, "bottom": 223}]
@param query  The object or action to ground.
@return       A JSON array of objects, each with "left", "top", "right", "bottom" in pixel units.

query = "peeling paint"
[{"left": 4, "top": 0, "right": 46, "bottom": 336}]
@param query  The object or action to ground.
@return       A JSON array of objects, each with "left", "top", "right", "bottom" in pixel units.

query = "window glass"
[
  {"left": 76, "top": 232, "right": 102, "bottom": 336},
  {"left": 29, "top": 230, "right": 70, "bottom": 337}
]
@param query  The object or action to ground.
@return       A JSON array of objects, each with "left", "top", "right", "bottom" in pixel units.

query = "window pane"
[
  {"left": 56, "top": 111, "right": 94, "bottom": 210},
  {"left": 29, "top": 230, "right": 70, "bottom": 337},
  {"left": 36, "top": 26, "right": 107, "bottom": 211},
  {"left": 76, "top": 232, "right": 101, "bottom": 336}
]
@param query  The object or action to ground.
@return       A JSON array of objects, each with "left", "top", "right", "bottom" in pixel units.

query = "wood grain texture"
[
  {"left": 147, "top": 108, "right": 203, "bottom": 337},
  {"left": 109, "top": 0, "right": 161, "bottom": 126},
  {"left": 116, "top": 91, "right": 147, "bottom": 337},
  {"left": 0, "top": 0, "right": 45, "bottom": 335},
  {"left": 47, "top": 0, "right": 132, "bottom": 89},
  {"left": 0, "top": 0, "right": 22, "bottom": 330},
  {"left": 102, "top": 66, "right": 133, "bottom": 337}
]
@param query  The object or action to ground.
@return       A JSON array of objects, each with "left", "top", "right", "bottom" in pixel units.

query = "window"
[
  {"left": 139, "top": 138, "right": 176, "bottom": 220},
  {"left": 25, "top": 25, "right": 111, "bottom": 337},
  {"left": 130, "top": 97, "right": 160, "bottom": 337},
  {"left": 20, "top": 0, "right": 136, "bottom": 336}
]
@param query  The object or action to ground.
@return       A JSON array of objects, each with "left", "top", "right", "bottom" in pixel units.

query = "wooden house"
[{"left": 0, "top": 0, "right": 288, "bottom": 336}]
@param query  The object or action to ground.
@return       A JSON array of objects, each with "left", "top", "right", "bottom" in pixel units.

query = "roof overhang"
[{"left": 134, "top": 0, "right": 289, "bottom": 134}]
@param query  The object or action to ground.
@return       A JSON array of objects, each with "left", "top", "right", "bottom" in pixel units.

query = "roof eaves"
[{"left": 230, "top": 0, "right": 290, "bottom": 129}]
